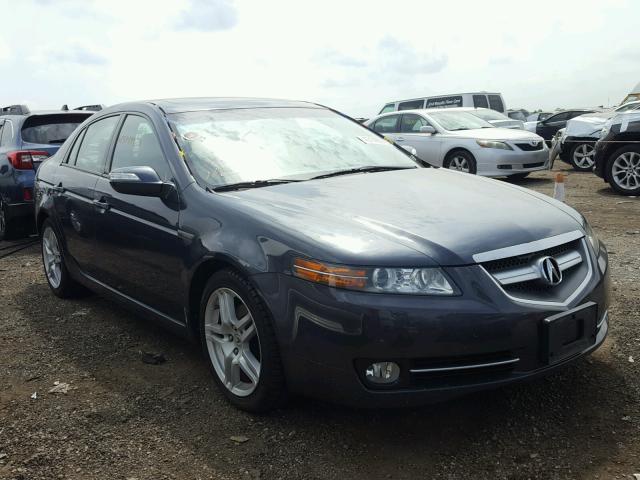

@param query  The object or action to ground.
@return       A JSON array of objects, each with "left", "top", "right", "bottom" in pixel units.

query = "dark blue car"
[
  {"left": 34, "top": 98, "right": 610, "bottom": 412},
  {"left": 0, "top": 105, "right": 95, "bottom": 239}
]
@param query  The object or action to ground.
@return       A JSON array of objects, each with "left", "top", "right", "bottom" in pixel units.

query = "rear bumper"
[
  {"left": 252, "top": 255, "right": 610, "bottom": 408},
  {"left": 5, "top": 201, "right": 34, "bottom": 221}
]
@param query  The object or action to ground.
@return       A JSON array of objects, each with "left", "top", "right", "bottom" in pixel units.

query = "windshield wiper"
[
  {"left": 213, "top": 178, "right": 302, "bottom": 192},
  {"left": 310, "top": 165, "right": 416, "bottom": 180}
]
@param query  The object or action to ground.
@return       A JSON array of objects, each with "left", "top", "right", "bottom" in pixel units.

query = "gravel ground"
[{"left": 0, "top": 164, "right": 638, "bottom": 480}]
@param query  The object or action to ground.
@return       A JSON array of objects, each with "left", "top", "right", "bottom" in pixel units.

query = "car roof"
[
  {"left": 113, "top": 97, "right": 323, "bottom": 114},
  {"left": 0, "top": 110, "right": 92, "bottom": 120}
]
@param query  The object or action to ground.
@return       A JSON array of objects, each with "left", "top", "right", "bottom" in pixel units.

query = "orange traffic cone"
[{"left": 553, "top": 173, "right": 565, "bottom": 202}]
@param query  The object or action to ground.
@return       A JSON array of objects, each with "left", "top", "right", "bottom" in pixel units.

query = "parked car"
[
  {"left": 365, "top": 108, "right": 547, "bottom": 178},
  {"left": 594, "top": 111, "right": 640, "bottom": 195},
  {"left": 554, "top": 102, "right": 640, "bottom": 172},
  {"left": 621, "top": 80, "right": 640, "bottom": 105},
  {"left": 527, "top": 112, "right": 553, "bottom": 122},
  {"left": 35, "top": 97, "right": 609, "bottom": 412},
  {"left": 462, "top": 107, "right": 524, "bottom": 129},
  {"left": 378, "top": 92, "right": 507, "bottom": 114},
  {"left": 507, "top": 109, "right": 528, "bottom": 122},
  {"left": 0, "top": 104, "right": 96, "bottom": 239},
  {"left": 525, "top": 109, "right": 597, "bottom": 145}
]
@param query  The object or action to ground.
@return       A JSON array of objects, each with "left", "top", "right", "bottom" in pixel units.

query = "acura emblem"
[{"left": 537, "top": 256, "right": 562, "bottom": 286}]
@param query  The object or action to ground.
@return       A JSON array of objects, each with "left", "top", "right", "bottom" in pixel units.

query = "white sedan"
[{"left": 365, "top": 108, "right": 549, "bottom": 177}]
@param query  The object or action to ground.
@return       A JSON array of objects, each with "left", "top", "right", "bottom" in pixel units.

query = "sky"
[{"left": 0, "top": 0, "right": 639, "bottom": 118}]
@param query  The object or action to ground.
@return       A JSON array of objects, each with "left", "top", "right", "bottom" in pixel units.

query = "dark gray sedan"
[{"left": 34, "top": 98, "right": 610, "bottom": 412}]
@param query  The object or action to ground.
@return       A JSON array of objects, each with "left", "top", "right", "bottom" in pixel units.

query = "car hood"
[
  {"left": 565, "top": 112, "right": 615, "bottom": 138},
  {"left": 445, "top": 127, "right": 542, "bottom": 141},
  {"left": 224, "top": 168, "right": 583, "bottom": 266},
  {"left": 488, "top": 119, "right": 525, "bottom": 129}
]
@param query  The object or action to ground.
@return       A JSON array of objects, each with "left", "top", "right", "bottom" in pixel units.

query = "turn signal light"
[{"left": 293, "top": 258, "right": 367, "bottom": 289}]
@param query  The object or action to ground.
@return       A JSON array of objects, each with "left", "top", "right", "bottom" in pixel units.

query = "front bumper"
[
  {"left": 252, "top": 255, "right": 610, "bottom": 408},
  {"left": 474, "top": 147, "right": 549, "bottom": 177}
]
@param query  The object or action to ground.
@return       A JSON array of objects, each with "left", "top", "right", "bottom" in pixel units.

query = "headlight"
[
  {"left": 476, "top": 140, "right": 512, "bottom": 150},
  {"left": 601, "top": 118, "right": 613, "bottom": 137},
  {"left": 583, "top": 218, "right": 600, "bottom": 256},
  {"left": 292, "top": 258, "right": 457, "bottom": 295}
]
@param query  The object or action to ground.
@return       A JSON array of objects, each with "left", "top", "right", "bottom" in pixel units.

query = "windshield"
[
  {"left": 470, "top": 109, "right": 507, "bottom": 121},
  {"left": 427, "top": 111, "right": 493, "bottom": 131},
  {"left": 170, "top": 107, "right": 418, "bottom": 188},
  {"left": 615, "top": 102, "right": 640, "bottom": 112}
]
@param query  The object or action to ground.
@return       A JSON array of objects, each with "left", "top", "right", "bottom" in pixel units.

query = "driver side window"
[{"left": 111, "top": 115, "right": 172, "bottom": 181}]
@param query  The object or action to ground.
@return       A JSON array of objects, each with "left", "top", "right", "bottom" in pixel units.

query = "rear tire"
[
  {"left": 40, "top": 219, "right": 86, "bottom": 298},
  {"left": 444, "top": 150, "right": 477, "bottom": 174},
  {"left": 199, "top": 269, "right": 287, "bottom": 412},
  {"left": 606, "top": 145, "right": 640, "bottom": 196},
  {"left": 0, "top": 200, "right": 28, "bottom": 241},
  {"left": 569, "top": 142, "right": 596, "bottom": 172}
]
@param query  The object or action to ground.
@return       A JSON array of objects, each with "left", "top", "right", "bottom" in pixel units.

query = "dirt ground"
[{"left": 1, "top": 163, "right": 639, "bottom": 480}]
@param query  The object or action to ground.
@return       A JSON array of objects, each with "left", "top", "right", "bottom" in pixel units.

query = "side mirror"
[
  {"left": 419, "top": 125, "right": 436, "bottom": 134},
  {"left": 109, "top": 166, "right": 165, "bottom": 196}
]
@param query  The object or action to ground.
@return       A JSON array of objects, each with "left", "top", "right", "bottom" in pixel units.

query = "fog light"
[{"left": 365, "top": 362, "right": 400, "bottom": 384}]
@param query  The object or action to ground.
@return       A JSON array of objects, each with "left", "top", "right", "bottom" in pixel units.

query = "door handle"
[{"left": 93, "top": 199, "right": 110, "bottom": 212}]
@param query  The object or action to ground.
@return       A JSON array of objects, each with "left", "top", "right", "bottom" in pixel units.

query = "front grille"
[
  {"left": 481, "top": 238, "right": 591, "bottom": 304},
  {"left": 516, "top": 142, "right": 544, "bottom": 151}
]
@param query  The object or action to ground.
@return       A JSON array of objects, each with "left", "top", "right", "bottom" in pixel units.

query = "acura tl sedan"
[
  {"left": 365, "top": 109, "right": 548, "bottom": 179},
  {"left": 35, "top": 98, "right": 610, "bottom": 412}
]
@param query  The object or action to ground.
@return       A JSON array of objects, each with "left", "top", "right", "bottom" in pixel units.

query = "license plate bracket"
[{"left": 543, "top": 302, "right": 597, "bottom": 365}]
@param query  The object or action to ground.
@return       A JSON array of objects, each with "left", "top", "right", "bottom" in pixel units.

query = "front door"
[
  {"left": 91, "top": 114, "right": 185, "bottom": 321},
  {"left": 397, "top": 113, "right": 442, "bottom": 166}
]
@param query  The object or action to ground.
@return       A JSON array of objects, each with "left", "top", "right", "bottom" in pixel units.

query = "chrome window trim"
[
  {"left": 472, "top": 230, "right": 584, "bottom": 263},
  {"left": 493, "top": 249, "right": 583, "bottom": 286},
  {"left": 480, "top": 238, "right": 594, "bottom": 308}
]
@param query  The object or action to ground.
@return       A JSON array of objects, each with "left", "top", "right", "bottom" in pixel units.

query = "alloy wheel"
[
  {"left": 42, "top": 226, "right": 63, "bottom": 288},
  {"left": 573, "top": 144, "right": 595, "bottom": 169},
  {"left": 203, "top": 288, "right": 261, "bottom": 397},
  {"left": 611, "top": 151, "right": 640, "bottom": 191},
  {"left": 448, "top": 155, "right": 470, "bottom": 173}
]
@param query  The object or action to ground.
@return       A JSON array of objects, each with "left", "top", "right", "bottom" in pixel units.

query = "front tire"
[
  {"left": 606, "top": 146, "right": 640, "bottom": 196},
  {"left": 199, "top": 269, "right": 286, "bottom": 412},
  {"left": 569, "top": 142, "right": 596, "bottom": 172},
  {"left": 444, "top": 150, "right": 477, "bottom": 174},
  {"left": 41, "top": 219, "right": 85, "bottom": 298}
]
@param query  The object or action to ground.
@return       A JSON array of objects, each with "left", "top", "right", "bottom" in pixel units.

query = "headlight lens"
[
  {"left": 293, "top": 258, "right": 457, "bottom": 295},
  {"left": 583, "top": 218, "right": 600, "bottom": 256},
  {"left": 476, "top": 140, "right": 512, "bottom": 150}
]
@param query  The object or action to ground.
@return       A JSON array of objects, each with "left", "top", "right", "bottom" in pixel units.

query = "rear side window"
[
  {"left": 0, "top": 120, "right": 13, "bottom": 146},
  {"left": 66, "top": 130, "right": 86, "bottom": 164},
  {"left": 75, "top": 116, "right": 120, "bottom": 174},
  {"left": 372, "top": 115, "right": 400, "bottom": 133},
  {"left": 488, "top": 95, "right": 505, "bottom": 112},
  {"left": 473, "top": 95, "right": 489, "bottom": 108},
  {"left": 398, "top": 100, "right": 424, "bottom": 111},
  {"left": 379, "top": 103, "right": 396, "bottom": 114},
  {"left": 547, "top": 112, "right": 569, "bottom": 122},
  {"left": 21, "top": 114, "right": 91, "bottom": 145},
  {"left": 425, "top": 96, "right": 462, "bottom": 108},
  {"left": 111, "top": 115, "right": 171, "bottom": 181}
]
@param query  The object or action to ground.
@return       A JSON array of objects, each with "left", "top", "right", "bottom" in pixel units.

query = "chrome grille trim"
[
  {"left": 472, "top": 230, "right": 584, "bottom": 263},
  {"left": 409, "top": 357, "right": 520, "bottom": 374},
  {"left": 480, "top": 238, "right": 594, "bottom": 307},
  {"left": 493, "top": 249, "right": 582, "bottom": 286}
]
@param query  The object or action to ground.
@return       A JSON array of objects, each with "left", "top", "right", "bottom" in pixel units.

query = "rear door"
[
  {"left": 397, "top": 113, "right": 442, "bottom": 164},
  {"left": 91, "top": 114, "right": 184, "bottom": 320},
  {"left": 52, "top": 115, "right": 121, "bottom": 272}
]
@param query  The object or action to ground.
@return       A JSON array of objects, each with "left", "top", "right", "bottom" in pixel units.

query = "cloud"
[
  {"left": 175, "top": 0, "right": 238, "bottom": 32},
  {"left": 314, "top": 49, "right": 367, "bottom": 68},
  {"left": 46, "top": 45, "right": 107, "bottom": 66},
  {"left": 377, "top": 36, "right": 447, "bottom": 75},
  {"left": 489, "top": 56, "right": 514, "bottom": 66}
]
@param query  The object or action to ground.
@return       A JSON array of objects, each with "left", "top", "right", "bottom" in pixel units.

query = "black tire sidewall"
[
  {"left": 199, "top": 269, "right": 286, "bottom": 412},
  {"left": 606, "top": 145, "right": 640, "bottom": 196},
  {"left": 569, "top": 142, "right": 596, "bottom": 172},
  {"left": 445, "top": 150, "right": 477, "bottom": 174}
]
